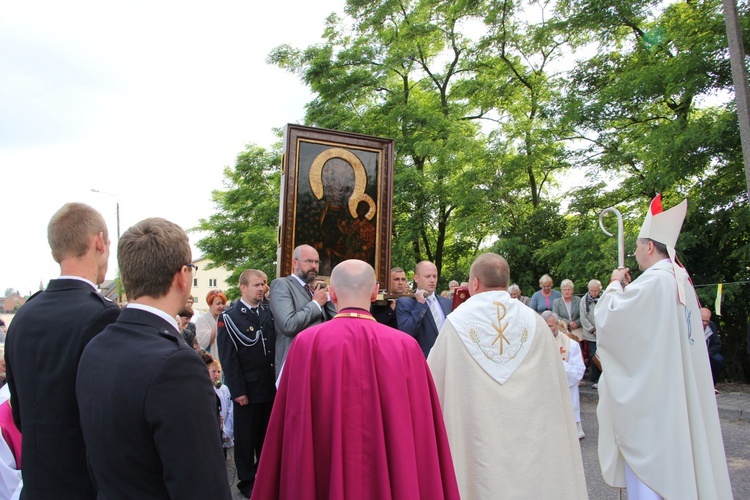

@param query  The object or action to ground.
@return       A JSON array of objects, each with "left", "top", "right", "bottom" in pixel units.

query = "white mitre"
[
  {"left": 638, "top": 194, "right": 689, "bottom": 304},
  {"left": 638, "top": 194, "right": 687, "bottom": 248}
]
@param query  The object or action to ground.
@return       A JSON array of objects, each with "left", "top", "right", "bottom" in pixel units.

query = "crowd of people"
[{"left": 0, "top": 196, "right": 733, "bottom": 499}]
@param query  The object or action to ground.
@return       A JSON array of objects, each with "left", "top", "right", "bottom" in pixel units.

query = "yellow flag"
[{"left": 715, "top": 284, "right": 723, "bottom": 316}]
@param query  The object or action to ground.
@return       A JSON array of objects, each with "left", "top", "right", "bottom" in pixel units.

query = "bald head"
[
  {"left": 329, "top": 260, "right": 379, "bottom": 311},
  {"left": 414, "top": 260, "right": 438, "bottom": 293},
  {"left": 469, "top": 253, "right": 510, "bottom": 295}
]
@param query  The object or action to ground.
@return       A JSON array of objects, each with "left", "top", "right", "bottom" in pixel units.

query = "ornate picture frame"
[{"left": 277, "top": 124, "right": 395, "bottom": 284}]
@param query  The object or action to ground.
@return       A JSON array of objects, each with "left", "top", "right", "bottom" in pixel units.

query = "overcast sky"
[{"left": 1, "top": 0, "right": 346, "bottom": 295}]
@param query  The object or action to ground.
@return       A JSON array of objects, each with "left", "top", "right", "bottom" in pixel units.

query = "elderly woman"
[
  {"left": 579, "top": 279, "right": 602, "bottom": 387},
  {"left": 508, "top": 284, "right": 531, "bottom": 307},
  {"left": 552, "top": 279, "right": 583, "bottom": 340},
  {"left": 528, "top": 274, "right": 562, "bottom": 314},
  {"left": 195, "top": 289, "right": 226, "bottom": 359}
]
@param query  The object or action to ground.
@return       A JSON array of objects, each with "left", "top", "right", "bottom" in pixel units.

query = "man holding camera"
[{"left": 269, "top": 244, "right": 336, "bottom": 378}]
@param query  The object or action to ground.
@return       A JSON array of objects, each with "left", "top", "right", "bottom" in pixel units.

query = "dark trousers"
[
  {"left": 587, "top": 340, "right": 601, "bottom": 383},
  {"left": 709, "top": 353, "right": 724, "bottom": 385},
  {"left": 234, "top": 400, "right": 274, "bottom": 491}
]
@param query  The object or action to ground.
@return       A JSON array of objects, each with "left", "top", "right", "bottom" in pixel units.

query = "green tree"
[
  {"left": 195, "top": 0, "right": 750, "bottom": 380},
  {"left": 559, "top": 0, "right": 750, "bottom": 380},
  {"left": 194, "top": 145, "right": 281, "bottom": 300},
  {"left": 269, "top": 0, "right": 574, "bottom": 287}
]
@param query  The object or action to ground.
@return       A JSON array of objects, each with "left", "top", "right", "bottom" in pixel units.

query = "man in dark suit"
[
  {"left": 701, "top": 307, "right": 724, "bottom": 388},
  {"left": 217, "top": 269, "right": 276, "bottom": 498},
  {"left": 396, "top": 260, "right": 453, "bottom": 356},
  {"left": 370, "top": 266, "right": 408, "bottom": 328},
  {"left": 5, "top": 202, "right": 120, "bottom": 499},
  {"left": 269, "top": 244, "right": 336, "bottom": 377},
  {"left": 76, "top": 217, "right": 231, "bottom": 499}
]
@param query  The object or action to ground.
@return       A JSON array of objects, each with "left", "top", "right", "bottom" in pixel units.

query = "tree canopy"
[{"left": 197, "top": 0, "right": 750, "bottom": 380}]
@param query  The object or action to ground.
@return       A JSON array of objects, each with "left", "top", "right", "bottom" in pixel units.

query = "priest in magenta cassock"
[
  {"left": 427, "top": 253, "right": 588, "bottom": 499},
  {"left": 596, "top": 195, "right": 732, "bottom": 499},
  {"left": 251, "top": 259, "right": 459, "bottom": 500}
]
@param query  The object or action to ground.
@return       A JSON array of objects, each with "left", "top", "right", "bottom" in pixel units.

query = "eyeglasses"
[
  {"left": 186, "top": 263, "right": 198, "bottom": 272},
  {"left": 299, "top": 259, "right": 320, "bottom": 266}
]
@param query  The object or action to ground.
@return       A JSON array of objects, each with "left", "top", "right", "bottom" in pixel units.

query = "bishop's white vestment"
[
  {"left": 595, "top": 259, "right": 732, "bottom": 499},
  {"left": 427, "top": 290, "right": 588, "bottom": 499}
]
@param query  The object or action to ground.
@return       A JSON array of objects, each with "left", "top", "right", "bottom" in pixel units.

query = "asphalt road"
[
  {"left": 579, "top": 397, "right": 750, "bottom": 499},
  {"left": 227, "top": 398, "right": 750, "bottom": 499}
]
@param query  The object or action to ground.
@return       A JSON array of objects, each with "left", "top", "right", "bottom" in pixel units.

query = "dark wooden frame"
[{"left": 277, "top": 124, "right": 394, "bottom": 284}]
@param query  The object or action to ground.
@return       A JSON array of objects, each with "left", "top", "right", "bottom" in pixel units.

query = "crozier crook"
[{"left": 599, "top": 207, "right": 625, "bottom": 269}]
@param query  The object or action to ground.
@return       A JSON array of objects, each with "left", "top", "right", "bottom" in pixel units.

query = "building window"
[
  {"left": 209, "top": 278, "right": 217, "bottom": 287},
  {"left": 192, "top": 296, "right": 198, "bottom": 304},
  {"left": 193, "top": 278, "right": 198, "bottom": 287}
]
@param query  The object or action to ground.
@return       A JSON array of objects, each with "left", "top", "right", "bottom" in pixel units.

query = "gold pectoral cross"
[{"left": 491, "top": 301, "right": 510, "bottom": 354}]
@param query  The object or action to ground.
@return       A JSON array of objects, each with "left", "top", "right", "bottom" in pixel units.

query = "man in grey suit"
[{"left": 270, "top": 244, "right": 336, "bottom": 377}]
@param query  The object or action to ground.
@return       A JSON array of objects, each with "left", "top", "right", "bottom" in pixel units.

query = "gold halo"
[{"left": 309, "top": 147, "right": 376, "bottom": 220}]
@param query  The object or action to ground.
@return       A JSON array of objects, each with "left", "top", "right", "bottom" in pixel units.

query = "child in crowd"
[{"left": 208, "top": 360, "right": 234, "bottom": 457}]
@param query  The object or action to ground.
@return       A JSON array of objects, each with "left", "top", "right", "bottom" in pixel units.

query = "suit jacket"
[
  {"left": 706, "top": 321, "right": 722, "bottom": 358},
  {"left": 217, "top": 302, "right": 276, "bottom": 404},
  {"left": 396, "top": 294, "right": 452, "bottom": 357},
  {"left": 76, "top": 308, "right": 231, "bottom": 499},
  {"left": 370, "top": 301, "right": 399, "bottom": 329},
  {"left": 552, "top": 296, "right": 581, "bottom": 324},
  {"left": 5, "top": 278, "right": 120, "bottom": 499},
  {"left": 269, "top": 276, "right": 336, "bottom": 377}
]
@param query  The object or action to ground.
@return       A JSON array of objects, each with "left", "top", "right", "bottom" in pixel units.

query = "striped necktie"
[{"left": 428, "top": 295, "right": 445, "bottom": 331}]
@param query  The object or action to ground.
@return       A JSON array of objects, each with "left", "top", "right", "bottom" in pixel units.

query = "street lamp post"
[
  {"left": 90, "top": 189, "right": 120, "bottom": 239},
  {"left": 91, "top": 188, "right": 122, "bottom": 304}
]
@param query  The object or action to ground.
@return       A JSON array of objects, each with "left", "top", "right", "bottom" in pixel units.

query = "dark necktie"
[{"left": 304, "top": 284, "right": 313, "bottom": 299}]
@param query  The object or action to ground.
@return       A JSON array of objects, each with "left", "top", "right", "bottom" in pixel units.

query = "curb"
[{"left": 578, "top": 386, "right": 750, "bottom": 422}]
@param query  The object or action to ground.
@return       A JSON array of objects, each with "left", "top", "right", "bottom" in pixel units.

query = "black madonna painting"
[{"left": 278, "top": 125, "right": 394, "bottom": 283}]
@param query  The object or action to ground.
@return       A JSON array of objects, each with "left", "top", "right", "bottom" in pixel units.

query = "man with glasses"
[
  {"left": 76, "top": 218, "right": 231, "bottom": 498},
  {"left": 269, "top": 244, "right": 336, "bottom": 378}
]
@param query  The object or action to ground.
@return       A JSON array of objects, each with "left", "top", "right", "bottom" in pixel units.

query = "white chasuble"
[
  {"left": 428, "top": 290, "right": 588, "bottom": 499},
  {"left": 446, "top": 290, "right": 537, "bottom": 384}
]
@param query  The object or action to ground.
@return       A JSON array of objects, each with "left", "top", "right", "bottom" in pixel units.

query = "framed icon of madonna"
[{"left": 277, "top": 124, "right": 394, "bottom": 283}]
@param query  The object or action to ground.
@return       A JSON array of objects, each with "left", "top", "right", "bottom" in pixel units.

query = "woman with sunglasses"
[{"left": 195, "top": 289, "right": 227, "bottom": 359}]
